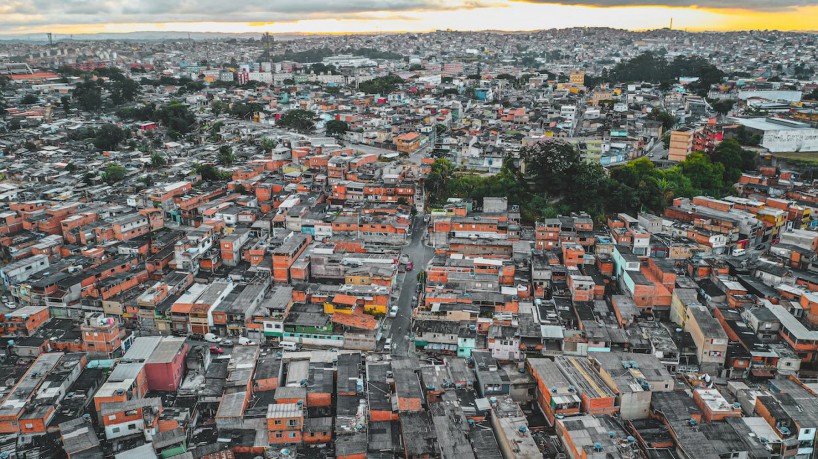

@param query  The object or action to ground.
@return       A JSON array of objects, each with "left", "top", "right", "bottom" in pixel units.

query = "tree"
[
  {"left": 73, "top": 80, "right": 103, "bottom": 111},
  {"left": 93, "top": 124, "right": 127, "bottom": 151},
  {"left": 711, "top": 99, "right": 736, "bottom": 116},
  {"left": 425, "top": 158, "right": 455, "bottom": 201},
  {"left": 150, "top": 151, "right": 167, "bottom": 168},
  {"left": 102, "top": 163, "right": 128, "bottom": 184},
  {"left": 519, "top": 140, "right": 581, "bottom": 197},
  {"left": 416, "top": 271, "right": 427, "bottom": 285},
  {"left": 65, "top": 163, "right": 78, "bottom": 172},
  {"left": 21, "top": 94, "right": 38, "bottom": 105},
  {"left": 260, "top": 137, "right": 276, "bottom": 151},
  {"left": 217, "top": 145, "right": 236, "bottom": 166},
  {"left": 279, "top": 109, "right": 315, "bottom": 133},
  {"left": 194, "top": 163, "right": 231, "bottom": 181},
  {"left": 647, "top": 109, "right": 677, "bottom": 131},
  {"left": 408, "top": 64, "right": 424, "bottom": 71},
  {"left": 325, "top": 120, "right": 349, "bottom": 137},
  {"left": 711, "top": 139, "right": 744, "bottom": 184},
  {"left": 156, "top": 101, "right": 196, "bottom": 135},
  {"left": 110, "top": 78, "right": 140, "bottom": 105},
  {"left": 679, "top": 152, "right": 725, "bottom": 197},
  {"left": 358, "top": 75, "right": 403, "bottom": 95},
  {"left": 60, "top": 96, "right": 71, "bottom": 113}
]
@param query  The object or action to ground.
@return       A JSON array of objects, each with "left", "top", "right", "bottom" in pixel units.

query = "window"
[
  {"left": 128, "top": 424, "right": 136, "bottom": 430},
  {"left": 275, "top": 433, "right": 283, "bottom": 438},
  {"left": 108, "top": 415, "right": 116, "bottom": 421},
  {"left": 274, "top": 420, "right": 282, "bottom": 425},
  {"left": 112, "top": 427, "right": 120, "bottom": 433},
  {"left": 25, "top": 423, "right": 33, "bottom": 429},
  {"left": 289, "top": 433, "right": 297, "bottom": 438},
  {"left": 288, "top": 419, "right": 298, "bottom": 427}
]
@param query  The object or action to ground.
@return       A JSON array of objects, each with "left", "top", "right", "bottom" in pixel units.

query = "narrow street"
[{"left": 389, "top": 214, "right": 434, "bottom": 357}]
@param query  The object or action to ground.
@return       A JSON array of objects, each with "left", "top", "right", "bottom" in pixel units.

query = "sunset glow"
[{"left": 1, "top": 1, "right": 817, "bottom": 36}]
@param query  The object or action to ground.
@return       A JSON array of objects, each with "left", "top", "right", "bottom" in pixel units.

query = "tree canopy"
[
  {"left": 93, "top": 124, "right": 128, "bottom": 151},
  {"left": 608, "top": 51, "right": 724, "bottom": 95},
  {"left": 325, "top": 120, "right": 349, "bottom": 137},
  {"left": 73, "top": 80, "right": 104, "bottom": 112},
  {"left": 279, "top": 109, "right": 315, "bottom": 133},
  {"left": 156, "top": 101, "right": 196, "bottom": 137},
  {"left": 102, "top": 163, "right": 128, "bottom": 184},
  {"left": 358, "top": 75, "right": 403, "bottom": 95},
  {"left": 217, "top": 145, "right": 236, "bottom": 166}
]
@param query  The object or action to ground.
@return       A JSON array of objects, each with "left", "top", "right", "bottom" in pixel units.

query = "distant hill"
[{"left": 0, "top": 31, "right": 309, "bottom": 43}]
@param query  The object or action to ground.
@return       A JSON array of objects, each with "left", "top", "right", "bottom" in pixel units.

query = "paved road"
[{"left": 389, "top": 214, "right": 434, "bottom": 357}]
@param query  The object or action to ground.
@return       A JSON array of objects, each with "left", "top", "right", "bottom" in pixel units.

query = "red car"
[
  {"left": 406, "top": 262, "right": 414, "bottom": 271},
  {"left": 209, "top": 346, "right": 224, "bottom": 355}
]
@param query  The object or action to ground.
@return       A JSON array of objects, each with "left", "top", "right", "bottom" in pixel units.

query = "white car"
[
  {"left": 204, "top": 333, "right": 222, "bottom": 343},
  {"left": 389, "top": 306, "right": 398, "bottom": 317},
  {"left": 238, "top": 337, "right": 256, "bottom": 346}
]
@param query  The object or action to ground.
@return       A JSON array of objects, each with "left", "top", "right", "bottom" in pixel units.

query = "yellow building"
[
  {"left": 668, "top": 128, "right": 695, "bottom": 162},
  {"left": 569, "top": 70, "right": 586, "bottom": 86}
]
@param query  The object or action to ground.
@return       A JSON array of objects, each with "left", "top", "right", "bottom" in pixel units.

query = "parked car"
[
  {"left": 209, "top": 346, "right": 224, "bottom": 354},
  {"left": 389, "top": 306, "right": 399, "bottom": 317},
  {"left": 222, "top": 339, "right": 234, "bottom": 346},
  {"left": 406, "top": 262, "right": 414, "bottom": 271},
  {"left": 204, "top": 333, "right": 222, "bottom": 343},
  {"left": 238, "top": 337, "right": 256, "bottom": 346},
  {"left": 384, "top": 338, "right": 393, "bottom": 352}
]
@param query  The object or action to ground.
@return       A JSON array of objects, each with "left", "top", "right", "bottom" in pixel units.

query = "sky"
[{"left": 1, "top": 0, "right": 818, "bottom": 36}]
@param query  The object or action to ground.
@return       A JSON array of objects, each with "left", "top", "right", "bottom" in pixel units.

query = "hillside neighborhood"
[{"left": 1, "top": 28, "right": 818, "bottom": 459}]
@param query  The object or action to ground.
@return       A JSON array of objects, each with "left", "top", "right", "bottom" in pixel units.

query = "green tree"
[
  {"left": 425, "top": 158, "right": 455, "bottom": 201},
  {"left": 150, "top": 151, "right": 167, "bottom": 168},
  {"left": 519, "top": 140, "right": 581, "bottom": 197},
  {"left": 102, "top": 163, "right": 128, "bottom": 184},
  {"left": 156, "top": 101, "right": 196, "bottom": 135},
  {"left": 260, "top": 137, "right": 276, "bottom": 151},
  {"left": 647, "top": 109, "right": 677, "bottom": 131},
  {"left": 325, "top": 120, "right": 349, "bottom": 137},
  {"left": 60, "top": 95, "right": 71, "bottom": 113},
  {"left": 710, "top": 99, "right": 736, "bottom": 116},
  {"left": 279, "top": 109, "right": 315, "bottom": 133},
  {"left": 21, "top": 94, "right": 38, "bottom": 105},
  {"left": 73, "top": 80, "right": 103, "bottom": 111},
  {"left": 194, "top": 163, "right": 231, "bottom": 181},
  {"left": 217, "top": 145, "right": 236, "bottom": 166},
  {"left": 93, "top": 124, "right": 127, "bottom": 150},
  {"left": 711, "top": 139, "right": 744, "bottom": 184},
  {"left": 358, "top": 75, "right": 403, "bottom": 95},
  {"left": 679, "top": 152, "right": 725, "bottom": 196},
  {"left": 110, "top": 78, "right": 140, "bottom": 105}
]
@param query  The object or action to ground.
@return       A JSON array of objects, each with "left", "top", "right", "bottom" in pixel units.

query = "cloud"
[
  {"left": 512, "top": 0, "right": 818, "bottom": 11},
  {"left": 0, "top": 0, "right": 498, "bottom": 29}
]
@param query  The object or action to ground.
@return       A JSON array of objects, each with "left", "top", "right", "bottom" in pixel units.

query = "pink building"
[{"left": 144, "top": 338, "right": 188, "bottom": 391}]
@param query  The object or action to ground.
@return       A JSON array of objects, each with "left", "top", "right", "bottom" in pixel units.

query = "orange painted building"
[{"left": 266, "top": 403, "right": 304, "bottom": 445}]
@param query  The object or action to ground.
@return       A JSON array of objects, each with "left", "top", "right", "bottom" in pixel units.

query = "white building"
[{"left": 732, "top": 117, "right": 818, "bottom": 153}]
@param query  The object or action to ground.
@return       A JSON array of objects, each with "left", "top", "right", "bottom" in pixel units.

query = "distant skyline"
[{"left": 2, "top": 0, "right": 818, "bottom": 36}]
